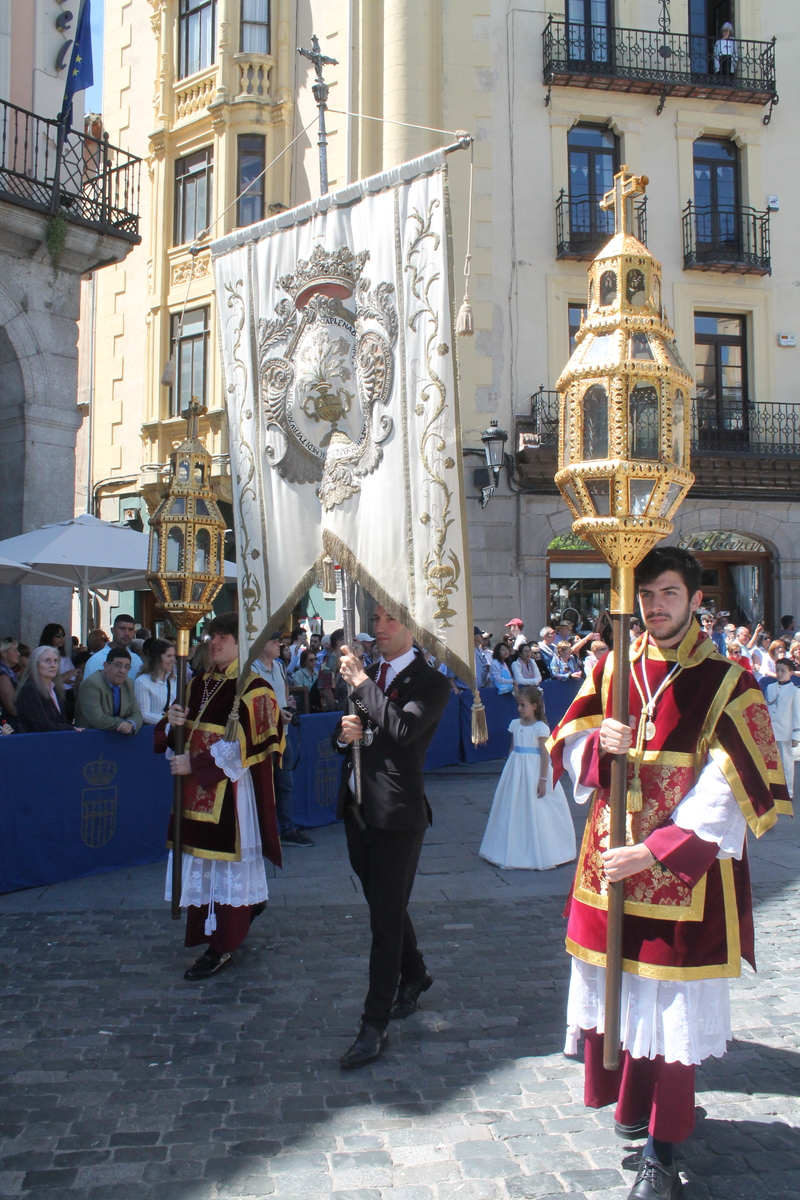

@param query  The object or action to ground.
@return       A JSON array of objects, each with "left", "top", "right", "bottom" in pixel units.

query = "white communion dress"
[{"left": 479, "top": 719, "right": 577, "bottom": 870}]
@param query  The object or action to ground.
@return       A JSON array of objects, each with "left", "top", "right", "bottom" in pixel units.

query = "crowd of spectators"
[{"left": 4, "top": 607, "right": 800, "bottom": 738}]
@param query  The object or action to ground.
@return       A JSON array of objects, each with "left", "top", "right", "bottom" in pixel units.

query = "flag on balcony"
[
  {"left": 59, "top": 0, "right": 94, "bottom": 133},
  {"left": 211, "top": 148, "right": 477, "bottom": 690}
]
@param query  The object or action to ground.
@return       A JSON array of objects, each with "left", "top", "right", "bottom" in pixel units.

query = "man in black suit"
[{"left": 335, "top": 604, "right": 451, "bottom": 1069}]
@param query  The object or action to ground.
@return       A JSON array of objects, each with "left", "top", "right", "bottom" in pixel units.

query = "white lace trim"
[
  {"left": 210, "top": 738, "right": 248, "bottom": 782},
  {"left": 165, "top": 765, "right": 267, "bottom": 907},
  {"left": 565, "top": 958, "right": 731, "bottom": 1066}
]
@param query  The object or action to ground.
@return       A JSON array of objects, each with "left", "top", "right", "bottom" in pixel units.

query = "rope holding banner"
[
  {"left": 471, "top": 688, "right": 489, "bottom": 745},
  {"left": 456, "top": 140, "right": 475, "bottom": 337}
]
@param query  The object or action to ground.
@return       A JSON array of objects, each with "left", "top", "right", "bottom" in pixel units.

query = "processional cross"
[
  {"left": 599, "top": 165, "right": 649, "bottom": 237},
  {"left": 297, "top": 34, "right": 339, "bottom": 195},
  {"left": 181, "top": 397, "right": 208, "bottom": 438}
]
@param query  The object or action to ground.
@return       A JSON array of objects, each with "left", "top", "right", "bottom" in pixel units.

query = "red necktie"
[{"left": 376, "top": 662, "right": 389, "bottom": 692}]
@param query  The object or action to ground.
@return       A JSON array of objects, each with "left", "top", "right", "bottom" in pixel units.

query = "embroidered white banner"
[{"left": 212, "top": 149, "right": 475, "bottom": 684}]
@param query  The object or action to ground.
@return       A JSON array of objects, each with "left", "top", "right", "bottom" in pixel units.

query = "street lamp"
[
  {"left": 146, "top": 399, "right": 226, "bottom": 918},
  {"left": 479, "top": 419, "right": 509, "bottom": 507}
]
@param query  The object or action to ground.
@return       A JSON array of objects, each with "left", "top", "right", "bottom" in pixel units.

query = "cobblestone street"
[{"left": 1, "top": 765, "right": 798, "bottom": 1200}]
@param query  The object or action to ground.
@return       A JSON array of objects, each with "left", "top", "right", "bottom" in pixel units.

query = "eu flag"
[{"left": 59, "top": 0, "right": 94, "bottom": 133}]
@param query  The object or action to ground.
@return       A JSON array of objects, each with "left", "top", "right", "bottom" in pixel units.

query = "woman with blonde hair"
[{"left": 15, "top": 645, "right": 81, "bottom": 733}]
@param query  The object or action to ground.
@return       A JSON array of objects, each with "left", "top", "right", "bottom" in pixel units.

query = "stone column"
[{"left": 382, "top": 0, "right": 441, "bottom": 168}]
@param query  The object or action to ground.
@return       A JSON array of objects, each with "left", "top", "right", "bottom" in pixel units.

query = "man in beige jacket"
[{"left": 76, "top": 647, "right": 143, "bottom": 734}]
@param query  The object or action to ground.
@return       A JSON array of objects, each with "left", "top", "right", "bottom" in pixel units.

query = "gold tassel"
[
  {"left": 471, "top": 689, "right": 489, "bottom": 745},
  {"left": 224, "top": 696, "right": 241, "bottom": 743},
  {"left": 318, "top": 554, "right": 337, "bottom": 594},
  {"left": 626, "top": 774, "right": 643, "bottom": 813},
  {"left": 456, "top": 295, "right": 474, "bottom": 337}
]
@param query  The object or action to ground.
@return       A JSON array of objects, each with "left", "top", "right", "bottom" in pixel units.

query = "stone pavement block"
[
  {"left": 502, "top": 1175, "right": 563, "bottom": 1198},
  {"left": 558, "top": 1168, "right": 626, "bottom": 1192}
]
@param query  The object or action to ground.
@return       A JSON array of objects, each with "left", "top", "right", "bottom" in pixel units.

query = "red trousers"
[
  {"left": 184, "top": 903, "right": 256, "bottom": 954},
  {"left": 583, "top": 1028, "right": 696, "bottom": 1143}
]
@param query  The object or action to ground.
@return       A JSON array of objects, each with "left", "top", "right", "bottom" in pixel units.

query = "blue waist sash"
[{"left": 512, "top": 745, "right": 540, "bottom": 755}]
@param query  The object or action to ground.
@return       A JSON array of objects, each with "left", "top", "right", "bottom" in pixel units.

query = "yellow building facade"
[{"left": 84, "top": 0, "right": 800, "bottom": 635}]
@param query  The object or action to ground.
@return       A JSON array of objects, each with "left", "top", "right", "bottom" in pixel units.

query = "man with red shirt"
[{"left": 549, "top": 547, "right": 791, "bottom": 1200}]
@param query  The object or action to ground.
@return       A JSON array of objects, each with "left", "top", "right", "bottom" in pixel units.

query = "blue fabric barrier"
[
  {"left": 0, "top": 726, "right": 172, "bottom": 894},
  {"left": 1, "top": 682, "right": 584, "bottom": 891}
]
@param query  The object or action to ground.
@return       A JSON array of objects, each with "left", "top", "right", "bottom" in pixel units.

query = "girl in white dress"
[{"left": 479, "top": 686, "right": 576, "bottom": 870}]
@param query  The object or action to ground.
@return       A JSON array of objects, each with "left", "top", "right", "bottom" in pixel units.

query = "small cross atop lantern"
[
  {"left": 146, "top": 400, "right": 227, "bottom": 657},
  {"left": 555, "top": 166, "right": 694, "bottom": 614},
  {"left": 554, "top": 167, "right": 695, "bottom": 1074}
]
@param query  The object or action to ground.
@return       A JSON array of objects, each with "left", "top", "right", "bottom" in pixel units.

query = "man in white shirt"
[
  {"left": 537, "top": 626, "right": 557, "bottom": 671},
  {"left": 287, "top": 627, "right": 309, "bottom": 675},
  {"left": 82, "top": 613, "right": 143, "bottom": 681},
  {"left": 255, "top": 631, "right": 313, "bottom": 848},
  {"left": 505, "top": 618, "right": 527, "bottom": 651}
]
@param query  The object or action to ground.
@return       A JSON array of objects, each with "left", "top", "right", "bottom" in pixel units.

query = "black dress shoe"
[
  {"left": 615, "top": 1117, "right": 650, "bottom": 1140},
  {"left": 184, "top": 948, "right": 232, "bottom": 981},
  {"left": 390, "top": 970, "right": 433, "bottom": 1019},
  {"left": 339, "top": 1021, "right": 388, "bottom": 1070},
  {"left": 627, "top": 1157, "right": 683, "bottom": 1199}
]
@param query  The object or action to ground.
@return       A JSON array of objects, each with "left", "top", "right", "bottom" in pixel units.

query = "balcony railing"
[
  {"left": 0, "top": 98, "right": 141, "bottom": 241},
  {"left": 543, "top": 17, "right": 777, "bottom": 107},
  {"left": 682, "top": 202, "right": 770, "bottom": 275},
  {"left": 521, "top": 390, "right": 800, "bottom": 458},
  {"left": 556, "top": 190, "right": 647, "bottom": 259}
]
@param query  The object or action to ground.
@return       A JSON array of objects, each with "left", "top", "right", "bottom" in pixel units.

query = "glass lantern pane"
[
  {"left": 177, "top": 460, "right": 190, "bottom": 481},
  {"left": 149, "top": 531, "right": 160, "bottom": 571},
  {"left": 583, "top": 334, "right": 616, "bottom": 365},
  {"left": 196, "top": 498, "right": 210, "bottom": 517},
  {"left": 586, "top": 480, "right": 611, "bottom": 516},
  {"left": 629, "top": 332, "right": 654, "bottom": 360},
  {"left": 629, "top": 480, "right": 654, "bottom": 515},
  {"left": 194, "top": 528, "right": 210, "bottom": 573},
  {"left": 168, "top": 581, "right": 183, "bottom": 601},
  {"left": 672, "top": 389, "right": 685, "bottom": 466},
  {"left": 582, "top": 385, "right": 609, "bottom": 459},
  {"left": 194, "top": 462, "right": 205, "bottom": 485},
  {"left": 629, "top": 384, "right": 660, "bottom": 459},
  {"left": 170, "top": 497, "right": 186, "bottom": 516},
  {"left": 191, "top": 581, "right": 205, "bottom": 602},
  {"left": 660, "top": 481, "right": 684, "bottom": 518},
  {"left": 625, "top": 268, "right": 647, "bottom": 307},
  {"left": 600, "top": 270, "right": 617, "bottom": 306},
  {"left": 166, "top": 526, "right": 184, "bottom": 572},
  {"left": 562, "top": 390, "right": 572, "bottom": 465},
  {"left": 564, "top": 481, "right": 582, "bottom": 516}
]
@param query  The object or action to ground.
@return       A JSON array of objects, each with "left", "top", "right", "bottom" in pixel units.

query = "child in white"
[
  {"left": 479, "top": 686, "right": 577, "bottom": 870},
  {"left": 764, "top": 657, "right": 800, "bottom": 797}
]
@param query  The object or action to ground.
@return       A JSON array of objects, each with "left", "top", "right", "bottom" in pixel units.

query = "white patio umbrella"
[
  {"left": 0, "top": 513, "right": 238, "bottom": 642},
  {"left": 0, "top": 555, "right": 32, "bottom": 586}
]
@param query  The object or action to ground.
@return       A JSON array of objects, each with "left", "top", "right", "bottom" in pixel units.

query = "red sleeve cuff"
[
  {"left": 579, "top": 729, "right": 611, "bottom": 790},
  {"left": 191, "top": 750, "right": 227, "bottom": 790},
  {"left": 645, "top": 823, "right": 720, "bottom": 888}
]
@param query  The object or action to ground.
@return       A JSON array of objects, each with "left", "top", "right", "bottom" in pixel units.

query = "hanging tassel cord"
[
  {"left": 471, "top": 688, "right": 489, "bottom": 745},
  {"left": 456, "top": 142, "right": 475, "bottom": 337}
]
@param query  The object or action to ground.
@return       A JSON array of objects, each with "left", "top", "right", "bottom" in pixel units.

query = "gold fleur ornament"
[{"left": 554, "top": 167, "right": 695, "bottom": 612}]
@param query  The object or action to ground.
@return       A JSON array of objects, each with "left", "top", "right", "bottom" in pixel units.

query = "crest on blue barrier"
[{"left": 81, "top": 757, "right": 117, "bottom": 848}]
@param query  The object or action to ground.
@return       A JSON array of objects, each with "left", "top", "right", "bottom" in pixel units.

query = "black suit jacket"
[{"left": 334, "top": 655, "right": 451, "bottom": 831}]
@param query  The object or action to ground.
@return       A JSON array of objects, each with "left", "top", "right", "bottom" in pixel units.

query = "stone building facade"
[
  {"left": 0, "top": 1, "right": 140, "bottom": 643},
  {"left": 84, "top": 0, "right": 800, "bottom": 638}
]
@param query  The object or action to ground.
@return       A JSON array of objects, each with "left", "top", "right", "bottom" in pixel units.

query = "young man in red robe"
[
  {"left": 158, "top": 612, "right": 284, "bottom": 980},
  {"left": 549, "top": 547, "right": 791, "bottom": 1200}
]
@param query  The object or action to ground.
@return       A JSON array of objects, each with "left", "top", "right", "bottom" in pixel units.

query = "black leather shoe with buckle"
[
  {"left": 339, "top": 1021, "right": 388, "bottom": 1069},
  {"left": 183, "top": 948, "right": 232, "bottom": 982},
  {"left": 390, "top": 970, "right": 433, "bottom": 1019},
  {"left": 615, "top": 1118, "right": 650, "bottom": 1140},
  {"left": 627, "top": 1156, "right": 683, "bottom": 1199}
]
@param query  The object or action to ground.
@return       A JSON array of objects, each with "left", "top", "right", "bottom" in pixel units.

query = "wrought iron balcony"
[
  {"left": 556, "top": 190, "right": 647, "bottom": 260},
  {"left": 543, "top": 17, "right": 777, "bottom": 109},
  {"left": 515, "top": 391, "right": 800, "bottom": 498},
  {"left": 0, "top": 98, "right": 141, "bottom": 241},
  {"left": 682, "top": 202, "right": 770, "bottom": 275}
]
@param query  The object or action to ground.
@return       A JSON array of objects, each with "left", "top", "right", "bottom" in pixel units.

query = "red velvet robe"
[
  {"left": 156, "top": 660, "right": 284, "bottom": 869},
  {"left": 548, "top": 621, "right": 791, "bottom": 982}
]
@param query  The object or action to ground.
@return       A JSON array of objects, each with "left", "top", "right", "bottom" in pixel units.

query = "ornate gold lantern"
[
  {"left": 555, "top": 167, "right": 694, "bottom": 614},
  {"left": 146, "top": 400, "right": 226, "bottom": 658},
  {"left": 554, "top": 167, "right": 695, "bottom": 1072}
]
